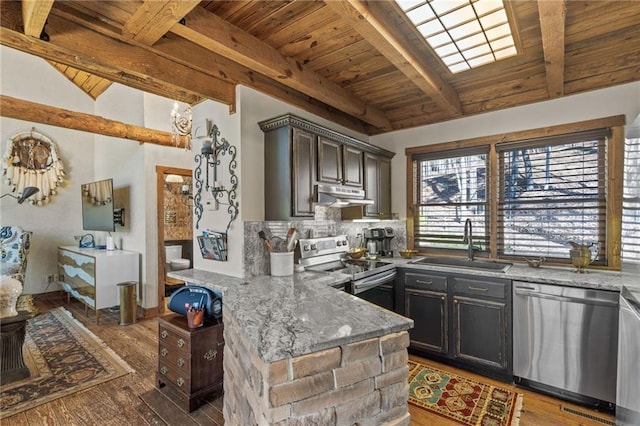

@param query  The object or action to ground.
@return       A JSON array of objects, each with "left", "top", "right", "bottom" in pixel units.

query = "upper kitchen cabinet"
[
  {"left": 364, "top": 153, "right": 392, "bottom": 218},
  {"left": 318, "top": 137, "right": 363, "bottom": 188},
  {"left": 259, "top": 114, "right": 394, "bottom": 221}
]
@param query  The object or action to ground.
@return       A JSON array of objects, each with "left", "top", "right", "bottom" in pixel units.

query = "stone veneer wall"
[{"left": 222, "top": 306, "right": 411, "bottom": 425}]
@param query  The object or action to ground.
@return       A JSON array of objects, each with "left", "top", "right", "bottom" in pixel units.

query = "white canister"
[{"left": 270, "top": 252, "right": 294, "bottom": 276}]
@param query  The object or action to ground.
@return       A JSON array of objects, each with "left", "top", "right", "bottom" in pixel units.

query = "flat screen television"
[{"left": 81, "top": 178, "right": 115, "bottom": 232}]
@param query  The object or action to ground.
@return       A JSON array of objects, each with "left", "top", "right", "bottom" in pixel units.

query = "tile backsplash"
[{"left": 244, "top": 219, "right": 407, "bottom": 277}]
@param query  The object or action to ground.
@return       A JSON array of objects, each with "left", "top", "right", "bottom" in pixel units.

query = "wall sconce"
[
  {"left": 0, "top": 186, "right": 39, "bottom": 204},
  {"left": 193, "top": 120, "right": 239, "bottom": 233},
  {"left": 171, "top": 102, "right": 192, "bottom": 149}
]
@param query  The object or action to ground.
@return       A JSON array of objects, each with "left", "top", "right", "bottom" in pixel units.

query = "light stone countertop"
[
  {"left": 390, "top": 257, "right": 638, "bottom": 292},
  {"left": 167, "top": 269, "right": 413, "bottom": 363}
]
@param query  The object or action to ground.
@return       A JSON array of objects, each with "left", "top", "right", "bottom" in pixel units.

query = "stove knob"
[
  {"left": 303, "top": 244, "right": 310, "bottom": 251},
  {"left": 310, "top": 244, "right": 317, "bottom": 250},
  {"left": 336, "top": 240, "right": 343, "bottom": 246}
]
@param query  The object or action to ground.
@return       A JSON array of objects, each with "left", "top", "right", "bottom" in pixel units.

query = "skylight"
[{"left": 396, "top": 0, "right": 517, "bottom": 73}]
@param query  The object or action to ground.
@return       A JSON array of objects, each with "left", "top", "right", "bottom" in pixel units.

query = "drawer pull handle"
[
  {"left": 160, "top": 366, "right": 168, "bottom": 375},
  {"left": 160, "top": 348, "right": 168, "bottom": 357},
  {"left": 161, "top": 330, "right": 168, "bottom": 339},
  {"left": 177, "top": 339, "right": 185, "bottom": 348},
  {"left": 176, "top": 377, "right": 184, "bottom": 387},
  {"left": 416, "top": 280, "right": 433, "bottom": 285},
  {"left": 177, "top": 358, "right": 185, "bottom": 367},
  {"left": 469, "top": 286, "right": 488, "bottom": 292},
  {"left": 204, "top": 349, "right": 217, "bottom": 361}
]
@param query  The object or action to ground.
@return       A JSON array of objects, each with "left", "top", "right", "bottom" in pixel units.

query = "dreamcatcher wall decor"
[{"left": 2, "top": 128, "right": 66, "bottom": 205}]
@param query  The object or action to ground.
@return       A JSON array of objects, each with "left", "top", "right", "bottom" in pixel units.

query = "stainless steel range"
[{"left": 296, "top": 235, "right": 396, "bottom": 297}]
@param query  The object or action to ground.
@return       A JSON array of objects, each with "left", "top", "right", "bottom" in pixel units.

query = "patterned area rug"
[
  {"left": 0, "top": 307, "right": 134, "bottom": 419},
  {"left": 408, "top": 360, "right": 523, "bottom": 426}
]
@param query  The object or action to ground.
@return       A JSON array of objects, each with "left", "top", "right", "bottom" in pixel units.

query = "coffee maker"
[{"left": 364, "top": 227, "right": 394, "bottom": 257}]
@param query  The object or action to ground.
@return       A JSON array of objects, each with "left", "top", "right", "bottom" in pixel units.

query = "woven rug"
[
  {"left": 0, "top": 307, "right": 134, "bottom": 419},
  {"left": 408, "top": 360, "right": 523, "bottom": 426}
]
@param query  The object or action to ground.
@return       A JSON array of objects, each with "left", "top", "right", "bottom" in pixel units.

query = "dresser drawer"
[
  {"left": 405, "top": 272, "right": 447, "bottom": 292},
  {"left": 453, "top": 277, "right": 509, "bottom": 299},
  {"left": 158, "top": 360, "right": 192, "bottom": 391},
  {"left": 158, "top": 326, "right": 191, "bottom": 353},
  {"left": 158, "top": 343, "right": 191, "bottom": 375}
]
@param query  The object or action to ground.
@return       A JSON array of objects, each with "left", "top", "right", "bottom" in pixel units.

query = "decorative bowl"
[
  {"left": 525, "top": 257, "right": 545, "bottom": 268},
  {"left": 347, "top": 247, "right": 366, "bottom": 259},
  {"left": 399, "top": 249, "right": 418, "bottom": 259}
]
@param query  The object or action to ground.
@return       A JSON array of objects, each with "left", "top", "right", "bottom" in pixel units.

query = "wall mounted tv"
[{"left": 81, "top": 178, "right": 118, "bottom": 232}]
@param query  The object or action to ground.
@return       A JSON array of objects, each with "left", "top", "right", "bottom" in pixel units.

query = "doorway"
[{"left": 156, "top": 166, "right": 192, "bottom": 314}]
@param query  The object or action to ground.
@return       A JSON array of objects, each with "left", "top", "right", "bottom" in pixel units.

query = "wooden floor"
[{"left": 4, "top": 294, "right": 616, "bottom": 426}]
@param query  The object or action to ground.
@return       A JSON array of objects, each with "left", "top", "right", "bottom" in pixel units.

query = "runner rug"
[
  {"left": 408, "top": 360, "right": 523, "bottom": 426},
  {"left": 0, "top": 307, "right": 134, "bottom": 419}
]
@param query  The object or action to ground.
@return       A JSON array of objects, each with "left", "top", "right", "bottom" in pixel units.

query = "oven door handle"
[{"left": 352, "top": 270, "right": 397, "bottom": 293}]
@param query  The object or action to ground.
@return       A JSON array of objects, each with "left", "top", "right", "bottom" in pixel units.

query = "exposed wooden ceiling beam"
[
  {"left": 0, "top": 95, "right": 188, "bottom": 147},
  {"left": 0, "top": 2, "right": 233, "bottom": 106},
  {"left": 21, "top": 0, "right": 53, "bottom": 38},
  {"left": 123, "top": 0, "right": 200, "bottom": 45},
  {"left": 538, "top": 0, "right": 566, "bottom": 98},
  {"left": 170, "top": 6, "right": 392, "bottom": 131},
  {"left": 48, "top": 61, "right": 113, "bottom": 99},
  {"left": 325, "top": 0, "right": 462, "bottom": 118}
]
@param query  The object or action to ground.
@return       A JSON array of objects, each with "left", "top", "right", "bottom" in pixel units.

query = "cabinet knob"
[
  {"left": 177, "top": 358, "right": 185, "bottom": 367},
  {"left": 161, "top": 348, "right": 168, "bottom": 357},
  {"left": 160, "top": 366, "right": 168, "bottom": 375},
  {"left": 177, "top": 339, "right": 185, "bottom": 348},
  {"left": 204, "top": 349, "right": 217, "bottom": 361},
  {"left": 176, "top": 377, "right": 185, "bottom": 387},
  {"left": 161, "top": 330, "right": 168, "bottom": 339}
]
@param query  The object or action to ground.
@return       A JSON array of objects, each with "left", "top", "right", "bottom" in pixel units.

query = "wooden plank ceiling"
[{"left": 1, "top": 0, "right": 639, "bottom": 136}]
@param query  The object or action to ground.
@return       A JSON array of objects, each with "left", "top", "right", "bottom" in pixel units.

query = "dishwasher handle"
[{"left": 514, "top": 286, "right": 619, "bottom": 307}]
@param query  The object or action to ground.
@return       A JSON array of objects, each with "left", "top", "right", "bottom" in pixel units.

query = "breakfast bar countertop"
[{"left": 167, "top": 269, "right": 413, "bottom": 364}]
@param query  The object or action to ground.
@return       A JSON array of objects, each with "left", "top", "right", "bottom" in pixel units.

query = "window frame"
[{"left": 406, "top": 115, "right": 625, "bottom": 270}]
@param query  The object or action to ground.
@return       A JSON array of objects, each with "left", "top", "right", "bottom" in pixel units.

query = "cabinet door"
[
  {"left": 453, "top": 296, "right": 508, "bottom": 370},
  {"left": 364, "top": 153, "right": 391, "bottom": 217},
  {"left": 358, "top": 283, "right": 394, "bottom": 311},
  {"left": 342, "top": 145, "right": 363, "bottom": 187},
  {"left": 291, "top": 128, "right": 315, "bottom": 216},
  {"left": 378, "top": 157, "right": 391, "bottom": 216},
  {"left": 405, "top": 288, "right": 448, "bottom": 354},
  {"left": 317, "top": 136, "right": 342, "bottom": 184}
]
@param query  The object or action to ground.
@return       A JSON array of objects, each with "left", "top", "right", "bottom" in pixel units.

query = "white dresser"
[{"left": 58, "top": 246, "right": 139, "bottom": 324}]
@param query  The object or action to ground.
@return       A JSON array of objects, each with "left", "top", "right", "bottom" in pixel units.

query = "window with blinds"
[
  {"left": 496, "top": 130, "right": 609, "bottom": 262},
  {"left": 623, "top": 134, "right": 640, "bottom": 264},
  {"left": 413, "top": 148, "right": 489, "bottom": 253}
]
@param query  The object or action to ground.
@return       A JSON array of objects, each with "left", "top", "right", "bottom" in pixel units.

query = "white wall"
[{"left": 371, "top": 81, "right": 640, "bottom": 218}]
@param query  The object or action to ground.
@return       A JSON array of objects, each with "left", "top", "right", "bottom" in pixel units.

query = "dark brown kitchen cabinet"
[
  {"left": 359, "top": 283, "right": 394, "bottom": 312},
  {"left": 318, "top": 136, "right": 363, "bottom": 187},
  {"left": 364, "top": 152, "right": 391, "bottom": 218},
  {"left": 399, "top": 268, "right": 512, "bottom": 381},
  {"left": 262, "top": 122, "right": 316, "bottom": 220}
]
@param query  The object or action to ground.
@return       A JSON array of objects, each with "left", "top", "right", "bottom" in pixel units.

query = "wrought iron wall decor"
[
  {"left": 193, "top": 120, "right": 239, "bottom": 235},
  {"left": 2, "top": 128, "right": 66, "bottom": 205}
]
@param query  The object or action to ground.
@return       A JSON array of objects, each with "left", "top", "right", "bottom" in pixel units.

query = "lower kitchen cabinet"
[
  {"left": 358, "top": 283, "right": 394, "bottom": 311},
  {"left": 399, "top": 268, "right": 512, "bottom": 380}
]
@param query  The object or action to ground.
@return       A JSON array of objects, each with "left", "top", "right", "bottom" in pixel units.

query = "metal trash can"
[{"left": 117, "top": 281, "right": 137, "bottom": 325}]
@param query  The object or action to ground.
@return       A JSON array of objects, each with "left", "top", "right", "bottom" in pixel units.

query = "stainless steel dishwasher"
[
  {"left": 513, "top": 281, "right": 618, "bottom": 409},
  {"left": 616, "top": 285, "right": 640, "bottom": 425}
]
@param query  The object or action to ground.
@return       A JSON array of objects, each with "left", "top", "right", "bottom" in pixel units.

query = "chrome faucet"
[{"left": 463, "top": 218, "right": 474, "bottom": 260}]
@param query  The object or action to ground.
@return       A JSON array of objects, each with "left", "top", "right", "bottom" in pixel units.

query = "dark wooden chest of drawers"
[{"left": 156, "top": 313, "right": 224, "bottom": 412}]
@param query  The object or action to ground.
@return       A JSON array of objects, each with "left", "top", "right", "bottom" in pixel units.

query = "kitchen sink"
[{"left": 409, "top": 256, "right": 512, "bottom": 273}]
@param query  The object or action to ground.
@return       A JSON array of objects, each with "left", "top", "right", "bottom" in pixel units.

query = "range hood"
[{"left": 314, "top": 183, "right": 374, "bottom": 207}]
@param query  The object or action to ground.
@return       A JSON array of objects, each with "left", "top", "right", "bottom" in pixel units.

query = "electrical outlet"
[{"left": 46, "top": 274, "right": 55, "bottom": 284}]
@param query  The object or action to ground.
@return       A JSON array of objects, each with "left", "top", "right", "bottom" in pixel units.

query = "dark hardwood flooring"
[{"left": 3, "top": 294, "right": 616, "bottom": 425}]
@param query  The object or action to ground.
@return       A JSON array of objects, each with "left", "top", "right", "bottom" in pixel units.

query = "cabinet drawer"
[
  {"left": 158, "top": 360, "right": 192, "bottom": 391},
  {"left": 405, "top": 272, "right": 447, "bottom": 292},
  {"left": 453, "top": 277, "right": 509, "bottom": 299},
  {"left": 158, "top": 343, "right": 191, "bottom": 375},
  {"left": 158, "top": 327, "right": 190, "bottom": 353}
]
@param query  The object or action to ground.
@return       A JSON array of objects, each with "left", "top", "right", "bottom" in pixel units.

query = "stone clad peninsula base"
[{"left": 222, "top": 305, "right": 411, "bottom": 425}]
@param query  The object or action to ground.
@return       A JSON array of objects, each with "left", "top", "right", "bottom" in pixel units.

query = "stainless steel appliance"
[
  {"left": 314, "top": 183, "right": 374, "bottom": 207},
  {"left": 513, "top": 281, "right": 618, "bottom": 409},
  {"left": 297, "top": 235, "right": 396, "bottom": 303},
  {"left": 617, "top": 285, "right": 640, "bottom": 425},
  {"left": 364, "top": 227, "right": 395, "bottom": 258}
]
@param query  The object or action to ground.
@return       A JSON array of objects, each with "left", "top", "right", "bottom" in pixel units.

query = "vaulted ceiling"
[{"left": 1, "top": 0, "right": 639, "bottom": 135}]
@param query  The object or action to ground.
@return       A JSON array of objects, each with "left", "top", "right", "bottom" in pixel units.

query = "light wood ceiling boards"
[{"left": 0, "top": 0, "right": 638, "bottom": 136}]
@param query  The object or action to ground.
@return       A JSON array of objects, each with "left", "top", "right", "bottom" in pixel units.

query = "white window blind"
[
  {"left": 496, "top": 129, "right": 609, "bottom": 262},
  {"left": 412, "top": 147, "right": 489, "bottom": 252},
  {"left": 622, "top": 134, "right": 640, "bottom": 264}
]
